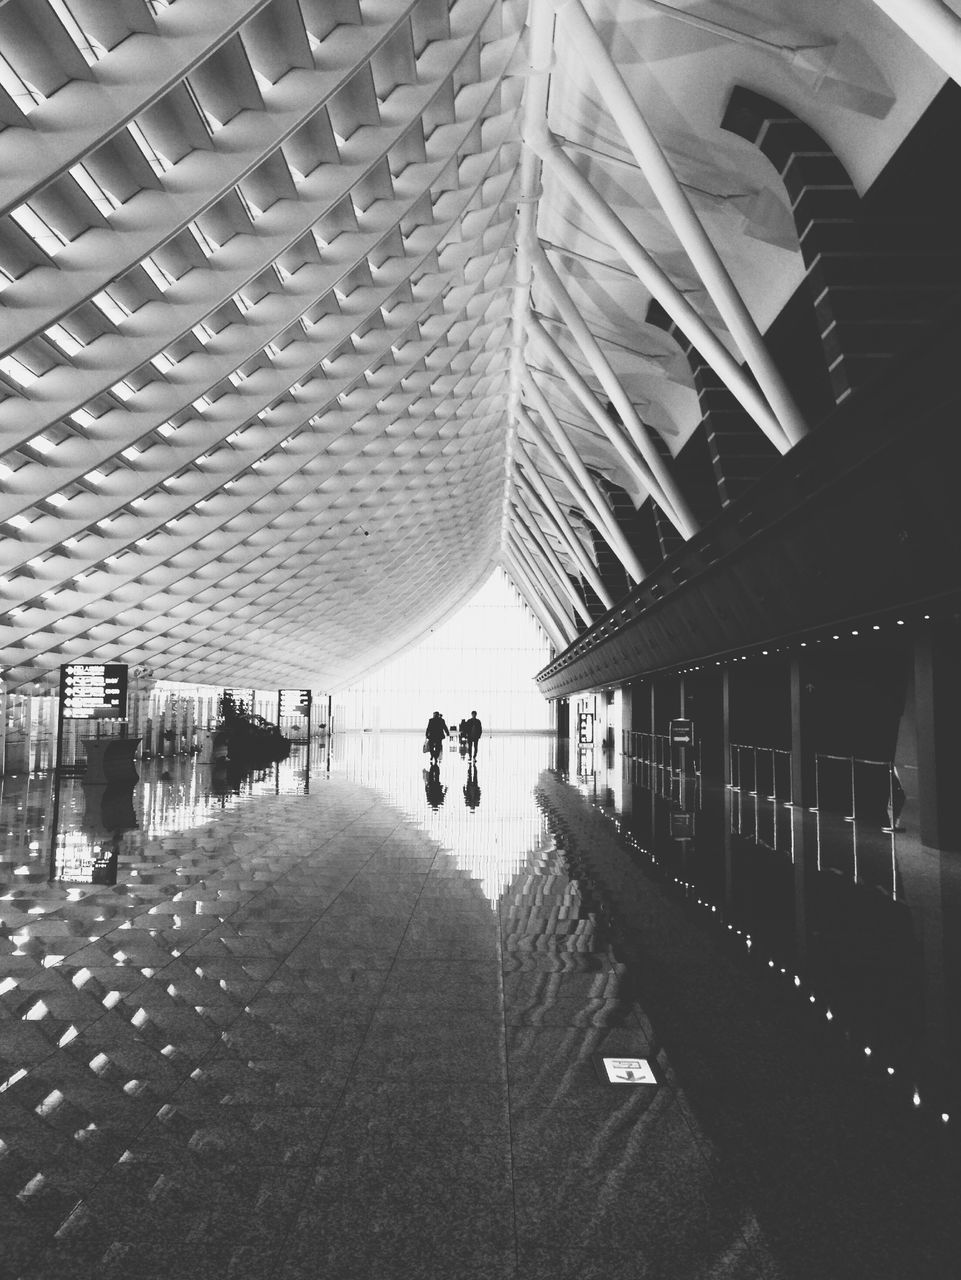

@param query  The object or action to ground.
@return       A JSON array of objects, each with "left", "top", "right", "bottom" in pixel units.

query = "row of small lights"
[
  {"left": 672, "top": 613, "right": 933, "bottom": 676},
  {"left": 549, "top": 611, "right": 940, "bottom": 696},
  {"left": 592, "top": 801, "right": 951, "bottom": 1130}
]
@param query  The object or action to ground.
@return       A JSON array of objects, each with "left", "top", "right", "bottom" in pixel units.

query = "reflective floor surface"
[{"left": 1, "top": 733, "right": 960, "bottom": 1279}]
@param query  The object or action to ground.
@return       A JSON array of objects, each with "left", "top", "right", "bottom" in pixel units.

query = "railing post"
[{"left": 884, "top": 762, "right": 895, "bottom": 836}]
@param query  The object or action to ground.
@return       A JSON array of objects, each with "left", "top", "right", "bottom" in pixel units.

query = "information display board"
[
  {"left": 60, "top": 663, "right": 128, "bottom": 720},
  {"left": 577, "top": 712, "right": 594, "bottom": 745},
  {"left": 279, "top": 688, "right": 312, "bottom": 717},
  {"left": 669, "top": 717, "right": 694, "bottom": 747}
]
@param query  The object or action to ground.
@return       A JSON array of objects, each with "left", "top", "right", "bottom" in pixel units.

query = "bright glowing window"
[{"left": 334, "top": 569, "right": 553, "bottom": 731}]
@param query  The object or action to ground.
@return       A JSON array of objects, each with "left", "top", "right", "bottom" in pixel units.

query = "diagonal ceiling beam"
[
  {"left": 513, "top": 449, "right": 613, "bottom": 610},
  {"left": 550, "top": 0, "right": 808, "bottom": 448},
  {"left": 524, "top": 121, "right": 794, "bottom": 454},
  {"left": 510, "top": 493, "right": 594, "bottom": 627},
  {"left": 520, "top": 373, "right": 645, "bottom": 583},
  {"left": 529, "top": 238, "right": 696, "bottom": 535}
]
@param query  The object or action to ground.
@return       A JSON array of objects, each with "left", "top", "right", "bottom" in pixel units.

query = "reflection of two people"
[
  {"left": 424, "top": 761, "right": 481, "bottom": 811},
  {"left": 423, "top": 762, "right": 447, "bottom": 809},
  {"left": 463, "top": 763, "right": 481, "bottom": 811}
]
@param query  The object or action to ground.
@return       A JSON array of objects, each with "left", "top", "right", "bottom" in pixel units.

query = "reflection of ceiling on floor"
[{"left": 0, "top": 1, "right": 946, "bottom": 692}]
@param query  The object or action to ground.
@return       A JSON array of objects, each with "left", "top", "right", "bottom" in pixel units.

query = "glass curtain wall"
[{"left": 334, "top": 570, "right": 553, "bottom": 732}]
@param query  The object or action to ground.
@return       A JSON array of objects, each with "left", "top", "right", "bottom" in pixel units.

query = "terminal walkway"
[{"left": 0, "top": 734, "right": 959, "bottom": 1279}]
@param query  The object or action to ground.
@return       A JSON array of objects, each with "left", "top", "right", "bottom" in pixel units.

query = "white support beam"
[
  {"left": 503, "top": 548, "right": 570, "bottom": 652},
  {"left": 509, "top": 0, "right": 556, "bottom": 423},
  {"left": 527, "top": 306, "right": 696, "bottom": 538},
  {"left": 513, "top": 447, "right": 615, "bottom": 610},
  {"left": 508, "top": 533, "right": 579, "bottom": 645},
  {"left": 520, "top": 374, "right": 646, "bottom": 583},
  {"left": 867, "top": 0, "right": 961, "bottom": 86},
  {"left": 518, "top": 404, "right": 623, "bottom": 562},
  {"left": 527, "top": 312, "right": 670, "bottom": 508},
  {"left": 511, "top": 494, "right": 595, "bottom": 626},
  {"left": 524, "top": 121, "right": 795, "bottom": 454},
  {"left": 530, "top": 239, "right": 698, "bottom": 538},
  {"left": 551, "top": 0, "right": 808, "bottom": 449},
  {"left": 505, "top": 556, "right": 568, "bottom": 651}
]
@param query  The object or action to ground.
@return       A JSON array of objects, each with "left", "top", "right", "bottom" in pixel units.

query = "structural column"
[
  {"left": 914, "top": 620, "right": 961, "bottom": 851},
  {"left": 789, "top": 654, "right": 813, "bottom": 808}
]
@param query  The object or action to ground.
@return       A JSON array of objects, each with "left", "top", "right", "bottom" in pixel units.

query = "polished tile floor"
[{"left": 1, "top": 734, "right": 959, "bottom": 1278}]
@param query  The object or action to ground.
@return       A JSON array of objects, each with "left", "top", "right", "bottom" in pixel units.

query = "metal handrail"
[
  {"left": 728, "top": 742, "right": 793, "bottom": 806},
  {"left": 813, "top": 752, "right": 899, "bottom": 829}
]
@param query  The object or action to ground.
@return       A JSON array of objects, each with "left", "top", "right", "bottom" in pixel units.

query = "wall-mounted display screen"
[
  {"left": 60, "top": 664, "right": 128, "bottom": 720},
  {"left": 279, "top": 689, "right": 312, "bottom": 716}
]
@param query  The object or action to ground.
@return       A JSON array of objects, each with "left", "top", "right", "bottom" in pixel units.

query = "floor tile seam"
[
  {"left": 267, "top": 815, "right": 446, "bottom": 1274},
  {"left": 497, "top": 893, "right": 523, "bottom": 1273},
  {"left": 280, "top": 813, "right": 419, "bottom": 965}
]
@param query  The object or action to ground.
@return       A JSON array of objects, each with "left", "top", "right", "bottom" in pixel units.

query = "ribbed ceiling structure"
[{"left": 0, "top": 0, "right": 953, "bottom": 692}]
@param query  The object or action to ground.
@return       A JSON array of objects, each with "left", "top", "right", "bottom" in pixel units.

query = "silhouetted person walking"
[
  {"left": 424, "top": 711, "right": 449, "bottom": 763},
  {"left": 464, "top": 711, "right": 482, "bottom": 760}
]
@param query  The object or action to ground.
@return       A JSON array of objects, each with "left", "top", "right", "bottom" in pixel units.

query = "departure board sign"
[
  {"left": 60, "top": 663, "right": 128, "bottom": 720},
  {"left": 279, "top": 688, "right": 312, "bottom": 716}
]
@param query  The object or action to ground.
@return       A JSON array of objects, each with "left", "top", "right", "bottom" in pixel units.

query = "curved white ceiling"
[{"left": 0, "top": 0, "right": 947, "bottom": 691}]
